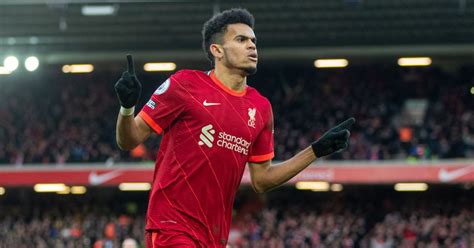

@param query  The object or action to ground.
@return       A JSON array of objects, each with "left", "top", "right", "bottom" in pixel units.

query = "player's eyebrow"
[{"left": 234, "top": 35, "right": 257, "bottom": 44}]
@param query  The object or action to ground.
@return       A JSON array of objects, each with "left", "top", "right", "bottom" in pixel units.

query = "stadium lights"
[
  {"left": 394, "top": 183, "right": 428, "bottom": 192},
  {"left": 119, "top": 182, "right": 151, "bottom": 191},
  {"left": 144, "top": 62, "right": 176, "bottom": 72},
  {"left": 330, "top": 183, "right": 343, "bottom": 192},
  {"left": 25, "top": 56, "right": 39, "bottom": 72},
  {"left": 55, "top": 186, "right": 87, "bottom": 195},
  {"left": 0, "top": 187, "right": 5, "bottom": 195},
  {"left": 34, "top": 183, "right": 67, "bottom": 193},
  {"left": 57, "top": 187, "right": 71, "bottom": 195},
  {"left": 62, "top": 64, "right": 94, "bottom": 73},
  {"left": 397, "top": 57, "right": 432, "bottom": 67},
  {"left": 0, "top": 66, "right": 11, "bottom": 75},
  {"left": 314, "top": 59, "right": 348, "bottom": 68},
  {"left": 71, "top": 186, "right": 87, "bottom": 194},
  {"left": 81, "top": 5, "right": 117, "bottom": 16},
  {"left": 4, "top": 56, "right": 19, "bottom": 72},
  {"left": 295, "top": 181, "right": 330, "bottom": 191}
]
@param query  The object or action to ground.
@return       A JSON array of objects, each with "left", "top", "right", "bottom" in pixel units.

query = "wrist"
[{"left": 120, "top": 106, "right": 135, "bottom": 116}]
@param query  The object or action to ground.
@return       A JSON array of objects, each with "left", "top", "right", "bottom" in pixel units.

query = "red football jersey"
[{"left": 139, "top": 69, "right": 274, "bottom": 247}]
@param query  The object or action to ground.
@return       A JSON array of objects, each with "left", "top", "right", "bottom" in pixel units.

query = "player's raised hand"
[
  {"left": 311, "top": 117, "right": 355, "bottom": 158},
  {"left": 114, "top": 54, "right": 142, "bottom": 108}
]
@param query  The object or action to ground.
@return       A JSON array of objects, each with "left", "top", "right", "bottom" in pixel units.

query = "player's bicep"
[
  {"left": 248, "top": 160, "right": 272, "bottom": 179},
  {"left": 248, "top": 160, "right": 272, "bottom": 191},
  {"left": 248, "top": 160, "right": 271, "bottom": 173},
  {"left": 135, "top": 114, "right": 153, "bottom": 143}
]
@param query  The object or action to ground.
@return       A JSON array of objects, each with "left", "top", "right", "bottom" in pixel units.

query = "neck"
[{"left": 213, "top": 64, "right": 247, "bottom": 92}]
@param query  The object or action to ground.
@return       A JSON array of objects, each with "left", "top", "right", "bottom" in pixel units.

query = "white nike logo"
[
  {"left": 438, "top": 165, "right": 474, "bottom": 182},
  {"left": 203, "top": 100, "right": 221, "bottom": 106},
  {"left": 88, "top": 170, "right": 123, "bottom": 185}
]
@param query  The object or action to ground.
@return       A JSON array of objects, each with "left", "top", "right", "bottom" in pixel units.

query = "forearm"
[
  {"left": 250, "top": 117, "right": 354, "bottom": 193},
  {"left": 256, "top": 146, "right": 316, "bottom": 192},
  {"left": 116, "top": 112, "right": 140, "bottom": 150}
]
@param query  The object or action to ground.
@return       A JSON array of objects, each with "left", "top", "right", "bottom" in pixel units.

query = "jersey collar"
[{"left": 209, "top": 70, "right": 247, "bottom": 97}]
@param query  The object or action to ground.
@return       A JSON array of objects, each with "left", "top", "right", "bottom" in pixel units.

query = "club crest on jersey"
[
  {"left": 248, "top": 108, "right": 256, "bottom": 128},
  {"left": 154, "top": 78, "right": 170, "bottom": 95}
]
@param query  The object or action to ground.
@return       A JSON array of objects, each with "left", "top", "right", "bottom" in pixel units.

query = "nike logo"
[
  {"left": 438, "top": 165, "right": 474, "bottom": 182},
  {"left": 88, "top": 170, "right": 123, "bottom": 185},
  {"left": 203, "top": 100, "right": 221, "bottom": 106}
]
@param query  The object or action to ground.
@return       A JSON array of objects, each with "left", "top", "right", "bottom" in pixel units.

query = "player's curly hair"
[{"left": 202, "top": 8, "right": 255, "bottom": 67}]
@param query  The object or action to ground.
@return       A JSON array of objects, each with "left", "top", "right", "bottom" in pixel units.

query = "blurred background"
[{"left": 0, "top": 0, "right": 473, "bottom": 247}]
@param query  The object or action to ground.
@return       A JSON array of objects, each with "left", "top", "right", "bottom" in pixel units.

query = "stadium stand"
[
  {"left": 0, "top": 65, "right": 472, "bottom": 165},
  {"left": 0, "top": 186, "right": 472, "bottom": 247}
]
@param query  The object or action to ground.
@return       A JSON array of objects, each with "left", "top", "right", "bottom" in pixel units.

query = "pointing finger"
[
  {"left": 332, "top": 117, "right": 356, "bottom": 132},
  {"left": 126, "top": 54, "right": 135, "bottom": 74}
]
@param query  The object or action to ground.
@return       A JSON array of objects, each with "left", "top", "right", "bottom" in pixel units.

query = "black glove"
[
  {"left": 311, "top": 117, "right": 355, "bottom": 158},
  {"left": 114, "top": 54, "right": 142, "bottom": 108}
]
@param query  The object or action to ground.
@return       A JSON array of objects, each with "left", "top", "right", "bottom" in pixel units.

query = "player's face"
[{"left": 221, "top": 23, "right": 258, "bottom": 75}]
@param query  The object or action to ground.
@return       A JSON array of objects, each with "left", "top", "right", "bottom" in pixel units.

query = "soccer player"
[{"left": 114, "top": 8, "right": 354, "bottom": 248}]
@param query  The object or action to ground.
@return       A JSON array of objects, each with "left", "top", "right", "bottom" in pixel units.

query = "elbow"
[
  {"left": 252, "top": 182, "right": 270, "bottom": 194},
  {"left": 254, "top": 188, "right": 267, "bottom": 194},
  {"left": 116, "top": 140, "right": 137, "bottom": 151}
]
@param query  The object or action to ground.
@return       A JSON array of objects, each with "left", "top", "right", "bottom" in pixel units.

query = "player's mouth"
[{"left": 248, "top": 53, "right": 258, "bottom": 62}]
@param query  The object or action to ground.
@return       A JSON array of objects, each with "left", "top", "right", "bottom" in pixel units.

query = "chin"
[{"left": 243, "top": 66, "right": 257, "bottom": 75}]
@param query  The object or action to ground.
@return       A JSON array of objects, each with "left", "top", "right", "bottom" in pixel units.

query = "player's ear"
[{"left": 210, "top": 44, "right": 224, "bottom": 60}]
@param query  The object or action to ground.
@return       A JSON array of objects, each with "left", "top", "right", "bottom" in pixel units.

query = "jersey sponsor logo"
[
  {"left": 198, "top": 124, "right": 251, "bottom": 155},
  {"left": 198, "top": 124, "right": 215, "bottom": 148},
  {"left": 154, "top": 78, "right": 170, "bottom": 95},
  {"left": 146, "top": 99, "right": 156, "bottom": 109},
  {"left": 217, "top": 131, "right": 251, "bottom": 155},
  {"left": 203, "top": 100, "right": 221, "bottom": 106},
  {"left": 248, "top": 108, "right": 256, "bottom": 128}
]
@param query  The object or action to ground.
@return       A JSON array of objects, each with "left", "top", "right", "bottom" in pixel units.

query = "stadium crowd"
[
  {"left": 227, "top": 208, "right": 474, "bottom": 248},
  {"left": 0, "top": 192, "right": 146, "bottom": 248},
  {"left": 0, "top": 65, "right": 472, "bottom": 165},
  {"left": 0, "top": 187, "right": 472, "bottom": 247}
]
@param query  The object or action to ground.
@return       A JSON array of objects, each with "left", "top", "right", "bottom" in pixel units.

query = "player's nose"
[{"left": 248, "top": 40, "right": 256, "bottom": 50}]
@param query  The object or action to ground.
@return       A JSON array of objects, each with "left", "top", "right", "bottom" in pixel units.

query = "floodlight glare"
[
  {"left": 144, "top": 62, "right": 177, "bottom": 72},
  {"left": 314, "top": 59, "right": 348, "bottom": 68},
  {"left": 25, "top": 56, "right": 39, "bottom": 71},
  {"left": 82, "top": 5, "right": 117, "bottom": 16},
  {"left": 4, "top": 56, "right": 19, "bottom": 72}
]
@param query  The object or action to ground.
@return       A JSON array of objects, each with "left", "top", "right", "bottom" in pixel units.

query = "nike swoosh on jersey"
[{"left": 203, "top": 100, "right": 221, "bottom": 106}]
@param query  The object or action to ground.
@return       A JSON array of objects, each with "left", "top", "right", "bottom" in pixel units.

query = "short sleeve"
[
  {"left": 138, "top": 75, "right": 186, "bottom": 134},
  {"left": 248, "top": 106, "right": 274, "bottom": 163}
]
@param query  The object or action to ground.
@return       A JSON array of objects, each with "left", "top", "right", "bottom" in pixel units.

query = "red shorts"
[{"left": 145, "top": 229, "right": 201, "bottom": 248}]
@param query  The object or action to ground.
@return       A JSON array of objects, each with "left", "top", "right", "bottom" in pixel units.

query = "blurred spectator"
[{"left": 122, "top": 238, "right": 138, "bottom": 248}]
